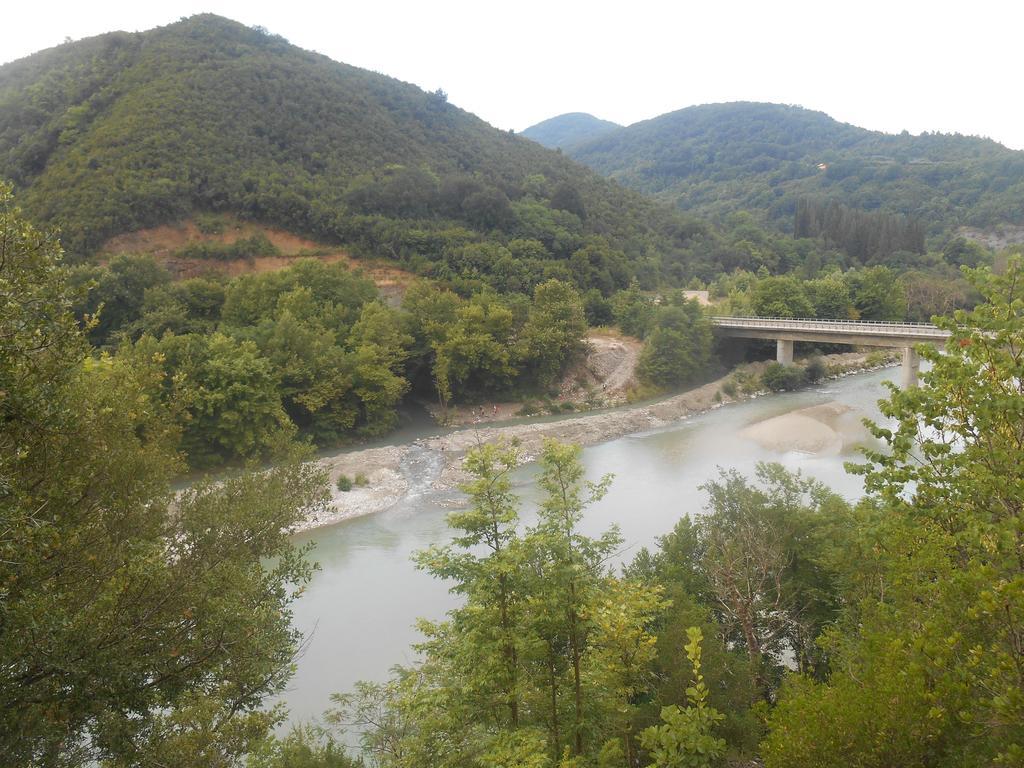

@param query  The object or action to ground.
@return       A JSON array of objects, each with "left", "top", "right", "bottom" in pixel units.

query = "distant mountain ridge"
[
  {"left": 531, "top": 102, "right": 1024, "bottom": 240},
  {"left": 521, "top": 112, "right": 621, "bottom": 150}
]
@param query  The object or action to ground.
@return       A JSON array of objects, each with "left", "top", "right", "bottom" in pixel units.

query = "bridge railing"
[{"left": 710, "top": 316, "right": 951, "bottom": 338}]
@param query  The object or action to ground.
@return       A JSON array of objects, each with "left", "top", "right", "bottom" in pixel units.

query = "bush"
[
  {"left": 761, "top": 362, "right": 808, "bottom": 391},
  {"left": 336, "top": 474, "right": 353, "bottom": 492},
  {"left": 354, "top": 472, "right": 369, "bottom": 487},
  {"left": 517, "top": 400, "right": 542, "bottom": 416},
  {"left": 804, "top": 356, "right": 826, "bottom": 383},
  {"left": 178, "top": 232, "right": 281, "bottom": 261},
  {"left": 865, "top": 350, "right": 888, "bottom": 367},
  {"left": 721, "top": 379, "right": 738, "bottom": 398}
]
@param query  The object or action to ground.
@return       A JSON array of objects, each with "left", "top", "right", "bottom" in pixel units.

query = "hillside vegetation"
[
  {"left": 0, "top": 15, "right": 712, "bottom": 296},
  {"left": 555, "top": 102, "right": 1024, "bottom": 242},
  {"left": 520, "top": 112, "right": 622, "bottom": 149}
]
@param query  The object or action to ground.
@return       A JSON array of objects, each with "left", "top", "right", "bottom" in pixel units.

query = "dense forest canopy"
[
  {"left": 0, "top": 14, "right": 709, "bottom": 290},
  {"left": 4, "top": 18, "right": 1013, "bottom": 300},
  {"left": 545, "top": 102, "right": 1024, "bottom": 242}
]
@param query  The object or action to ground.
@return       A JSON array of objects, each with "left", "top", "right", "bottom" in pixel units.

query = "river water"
[{"left": 281, "top": 366, "right": 899, "bottom": 725}]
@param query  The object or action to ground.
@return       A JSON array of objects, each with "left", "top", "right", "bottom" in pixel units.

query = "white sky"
[{"left": 3, "top": 0, "right": 1022, "bottom": 149}]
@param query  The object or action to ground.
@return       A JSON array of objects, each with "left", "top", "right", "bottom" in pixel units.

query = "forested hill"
[
  {"left": 0, "top": 14, "right": 701, "bottom": 287},
  {"left": 520, "top": 112, "right": 622, "bottom": 149},
  {"left": 560, "top": 102, "right": 1024, "bottom": 241}
]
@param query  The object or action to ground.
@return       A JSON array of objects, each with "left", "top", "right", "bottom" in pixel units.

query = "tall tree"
[
  {"left": 529, "top": 440, "right": 619, "bottom": 758},
  {"left": 517, "top": 279, "right": 588, "bottom": 389},
  {"left": 637, "top": 299, "right": 714, "bottom": 389},
  {"left": 0, "top": 185, "right": 328, "bottom": 765},
  {"left": 763, "top": 260, "right": 1024, "bottom": 766},
  {"left": 414, "top": 443, "right": 527, "bottom": 729}
]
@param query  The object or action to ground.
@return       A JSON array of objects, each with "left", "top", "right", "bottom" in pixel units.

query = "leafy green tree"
[
  {"left": 242, "top": 302, "right": 356, "bottom": 442},
  {"left": 400, "top": 279, "right": 462, "bottom": 392},
  {"left": 249, "top": 725, "right": 359, "bottom": 768},
  {"left": 332, "top": 440, "right": 673, "bottom": 767},
  {"left": 550, "top": 182, "right": 587, "bottom": 220},
  {"left": 639, "top": 627, "right": 726, "bottom": 768},
  {"left": 414, "top": 443, "right": 528, "bottom": 729},
  {"left": 589, "top": 579, "right": 668, "bottom": 766},
  {"left": 843, "top": 266, "right": 907, "bottom": 320},
  {"left": 135, "top": 331, "right": 292, "bottom": 466},
  {"left": 570, "top": 239, "right": 631, "bottom": 296},
  {"left": 328, "top": 677, "right": 413, "bottom": 768},
  {"left": 611, "top": 281, "right": 656, "bottom": 337},
  {"left": 760, "top": 362, "right": 807, "bottom": 391},
  {"left": 942, "top": 236, "right": 990, "bottom": 268},
  {"left": 436, "top": 292, "right": 518, "bottom": 399},
  {"left": 348, "top": 302, "right": 413, "bottom": 434},
  {"left": 763, "top": 260, "right": 1024, "bottom": 766},
  {"left": 0, "top": 186, "right": 329, "bottom": 765},
  {"left": 527, "top": 440, "right": 619, "bottom": 758},
  {"left": 803, "top": 274, "right": 852, "bottom": 319},
  {"left": 517, "top": 280, "right": 588, "bottom": 389},
  {"left": 698, "top": 465, "right": 845, "bottom": 696},
  {"left": 69, "top": 253, "right": 171, "bottom": 345},
  {"left": 637, "top": 301, "right": 713, "bottom": 389},
  {"left": 750, "top": 276, "right": 815, "bottom": 318},
  {"left": 130, "top": 276, "right": 226, "bottom": 339}
]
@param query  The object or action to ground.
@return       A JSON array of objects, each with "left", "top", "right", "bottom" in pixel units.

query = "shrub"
[
  {"left": 517, "top": 400, "right": 542, "bottom": 416},
  {"left": 762, "top": 362, "right": 808, "bottom": 391},
  {"left": 354, "top": 472, "right": 369, "bottom": 487},
  {"left": 336, "top": 474, "right": 353, "bottom": 492},
  {"left": 865, "top": 350, "right": 888, "bottom": 367},
  {"left": 721, "top": 379, "right": 738, "bottom": 398},
  {"left": 804, "top": 356, "right": 826, "bottom": 383}
]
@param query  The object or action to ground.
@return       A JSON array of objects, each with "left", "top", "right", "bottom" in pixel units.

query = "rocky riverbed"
[{"left": 297, "top": 351, "right": 897, "bottom": 531}]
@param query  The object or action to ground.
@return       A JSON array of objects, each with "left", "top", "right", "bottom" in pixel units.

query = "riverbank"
[{"left": 297, "top": 350, "right": 897, "bottom": 531}]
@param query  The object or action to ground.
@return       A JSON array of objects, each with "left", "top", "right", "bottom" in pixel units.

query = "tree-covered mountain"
[
  {"left": 561, "top": 102, "right": 1024, "bottom": 243},
  {"left": 520, "top": 112, "right": 622, "bottom": 150},
  {"left": 0, "top": 14, "right": 708, "bottom": 293}
]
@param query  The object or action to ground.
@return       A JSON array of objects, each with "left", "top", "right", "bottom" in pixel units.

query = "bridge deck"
[{"left": 711, "top": 316, "right": 950, "bottom": 342}]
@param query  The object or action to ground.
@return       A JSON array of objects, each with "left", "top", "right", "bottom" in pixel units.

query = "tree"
[
  {"left": 333, "top": 440, "right": 666, "bottom": 767},
  {"left": 550, "top": 182, "right": 587, "bottom": 220},
  {"left": 528, "top": 440, "right": 619, "bottom": 758},
  {"left": 698, "top": 465, "right": 845, "bottom": 696},
  {"left": 435, "top": 293, "right": 517, "bottom": 400},
  {"left": 763, "top": 260, "right": 1024, "bottom": 766},
  {"left": 639, "top": 628, "right": 726, "bottom": 768},
  {"left": 637, "top": 301, "right": 714, "bottom": 389},
  {"left": 803, "top": 274, "right": 852, "bottom": 319},
  {"left": 843, "top": 266, "right": 907, "bottom": 321},
  {"left": 0, "top": 186, "right": 329, "bottom": 765},
  {"left": 589, "top": 579, "right": 668, "bottom": 766},
  {"left": 517, "top": 279, "right": 588, "bottom": 389},
  {"left": 611, "top": 281, "right": 656, "bottom": 337},
  {"left": 138, "top": 331, "right": 293, "bottom": 467},
  {"left": 414, "top": 443, "right": 527, "bottom": 729},
  {"left": 750, "top": 276, "right": 815, "bottom": 318},
  {"left": 69, "top": 254, "right": 171, "bottom": 345}
]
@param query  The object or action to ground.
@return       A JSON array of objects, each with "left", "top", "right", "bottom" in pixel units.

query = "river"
[{"left": 280, "top": 365, "right": 899, "bottom": 726}]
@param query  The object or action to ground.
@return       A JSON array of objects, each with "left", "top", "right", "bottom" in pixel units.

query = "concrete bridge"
[{"left": 711, "top": 316, "right": 951, "bottom": 387}]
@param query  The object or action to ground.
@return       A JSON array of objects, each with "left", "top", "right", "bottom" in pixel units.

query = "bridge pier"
[
  {"left": 901, "top": 346, "right": 920, "bottom": 389},
  {"left": 776, "top": 339, "right": 794, "bottom": 365}
]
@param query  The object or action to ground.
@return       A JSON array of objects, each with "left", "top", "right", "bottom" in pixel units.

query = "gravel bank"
[{"left": 299, "top": 351, "right": 895, "bottom": 530}]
